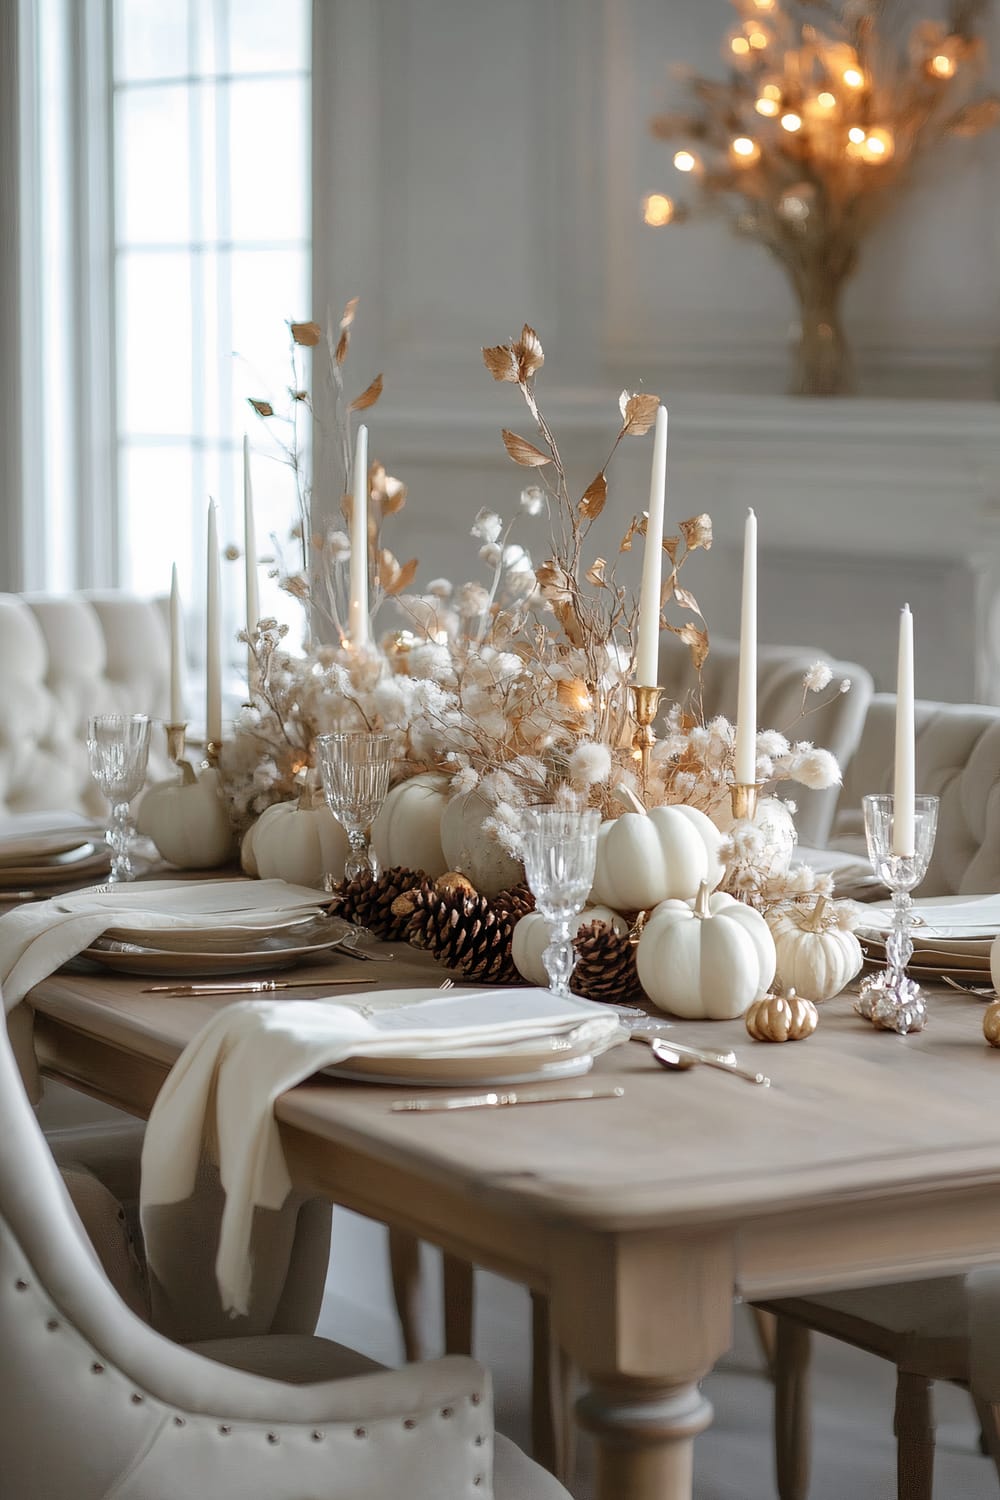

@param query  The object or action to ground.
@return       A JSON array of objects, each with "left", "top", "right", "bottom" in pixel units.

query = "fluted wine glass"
[
  {"left": 520, "top": 806, "right": 601, "bottom": 998},
  {"left": 86, "top": 714, "right": 151, "bottom": 882},
  {"left": 858, "top": 792, "right": 939, "bottom": 1033},
  {"left": 317, "top": 731, "right": 395, "bottom": 882}
]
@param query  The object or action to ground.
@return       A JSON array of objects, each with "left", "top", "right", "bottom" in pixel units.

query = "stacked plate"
[
  {"left": 856, "top": 895, "right": 1000, "bottom": 986},
  {"left": 0, "top": 813, "right": 110, "bottom": 888}
]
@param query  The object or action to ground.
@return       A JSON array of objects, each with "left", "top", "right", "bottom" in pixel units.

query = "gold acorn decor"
[
  {"left": 745, "top": 988, "right": 819, "bottom": 1043},
  {"left": 983, "top": 1000, "right": 1000, "bottom": 1047},
  {"left": 330, "top": 865, "right": 430, "bottom": 942},
  {"left": 392, "top": 880, "right": 523, "bottom": 985},
  {"left": 570, "top": 920, "right": 644, "bottom": 1005}
]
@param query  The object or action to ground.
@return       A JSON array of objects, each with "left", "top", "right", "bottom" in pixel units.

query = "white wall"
[{"left": 313, "top": 0, "right": 1000, "bottom": 703}]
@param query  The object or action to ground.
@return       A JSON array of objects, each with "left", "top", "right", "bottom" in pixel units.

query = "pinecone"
[
  {"left": 331, "top": 866, "right": 429, "bottom": 942},
  {"left": 492, "top": 882, "right": 536, "bottom": 925},
  {"left": 394, "top": 886, "right": 520, "bottom": 984},
  {"left": 570, "top": 920, "right": 644, "bottom": 1005}
]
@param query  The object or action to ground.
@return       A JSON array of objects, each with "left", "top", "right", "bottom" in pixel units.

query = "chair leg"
[
  {"left": 894, "top": 1370, "right": 935, "bottom": 1500},
  {"left": 387, "top": 1227, "right": 423, "bottom": 1363},
  {"left": 530, "top": 1290, "right": 577, "bottom": 1487},
  {"left": 773, "top": 1315, "right": 812, "bottom": 1500},
  {"left": 971, "top": 1395, "right": 1000, "bottom": 1479},
  {"left": 442, "top": 1252, "right": 474, "bottom": 1356}
]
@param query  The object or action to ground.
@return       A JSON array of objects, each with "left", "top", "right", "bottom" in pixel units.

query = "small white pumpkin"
[
  {"left": 371, "top": 773, "right": 449, "bottom": 877},
  {"left": 241, "top": 791, "right": 349, "bottom": 890},
  {"left": 714, "top": 794, "right": 797, "bottom": 881},
  {"left": 137, "top": 762, "right": 236, "bottom": 869},
  {"left": 589, "top": 794, "right": 725, "bottom": 913},
  {"left": 636, "top": 881, "right": 776, "bottom": 1019},
  {"left": 440, "top": 789, "right": 524, "bottom": 897},
  {"left": 765, "top": 895, "right": 863, "bottom": 1001},
  {"left": 512, "top": 905, "right": 628, "bottom": 987}
]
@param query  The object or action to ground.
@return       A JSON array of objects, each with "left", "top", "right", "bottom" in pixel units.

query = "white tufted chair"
[
  {"left": 828, "top": 695, "right": 1000, "bottom": 896},
  {"left": 0, "top": 1008, "right": 569, "bottom": 1500},
  {"left": 659, "top": 637, "right": 873, "bottom": 848},
  {"left": 0, "top": 592, "right": 172, "bottom": 816}
]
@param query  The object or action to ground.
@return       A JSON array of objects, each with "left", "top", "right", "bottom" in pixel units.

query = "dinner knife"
[
  {"left": 143, "top": 977, "right": 377, "bottom": 996},
  {"left": 390, "top": 1084, "right": 625, "bottom": 1112}
]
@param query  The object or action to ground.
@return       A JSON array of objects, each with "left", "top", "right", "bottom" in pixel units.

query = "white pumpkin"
[
  {"left": 636, "top": 881, "right": 776, "bottom": 1019},
  {"left": 765, "top": 895, "right": 863, "bottom": 1001},
  {"left": 440, "top": 789, "right": 524, "bottom": 897},
  {"left": 714, "top": 794, "right": 797, "bottom": 881},
  {"left": 241, "top": 794, "right": 349, "bottom": 890},
  {"left": 512, "top": 905, "right": 628, "bottom": 987},
  {"left": 137, "top": 763, "right": 236, "bottom": 869},
  {"left": 371, "top": 773, "right": 449, "bottom": 877},
  {"left": 589, "top": 802, "right": 725, "bottom": 913}
]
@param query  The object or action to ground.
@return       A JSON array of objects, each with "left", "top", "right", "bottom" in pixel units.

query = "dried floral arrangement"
[{"left": 646, "top": 0, "right": 1000, "bottom": 394}]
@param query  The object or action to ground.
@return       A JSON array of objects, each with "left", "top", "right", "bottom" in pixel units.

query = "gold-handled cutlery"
[
  {"left": 634, "top": 1033, "right": 770, "bottom": 1087},
  {"left": 390, "top": 1084, "right": 625, "bottom": 1112}
]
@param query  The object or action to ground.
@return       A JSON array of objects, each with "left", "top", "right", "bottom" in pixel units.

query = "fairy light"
[
  {"left": 731, "top": 35, "right": 750, "bottom": 56},
  {"left": 862, "top": 127, "right": 894, "bottom": 162},
  {"left": 752, "top": 0, "right": 776, "bottom": 9},
  {"left": 673, "top": 150, "right": 697, "bottom": 172},
  {"left": 842, "top": 66, "right": 865, "bottom": 89},
  {"left": 747, "top": 28, "right": 768, "bottom": 49},
  {"left": 755, "top": 95, "right": 780, "bottom": 117},
  {"left": 731, "top": 136, "right": 761, "bottom": 163},
  {"left": 817, "top": 91, "right": 837, "bottom": 109},
  {"left": 929, "top": 52, "right": 957, "bottom": 79},
  {"left": 762, "top": 83, "right": 782, "bottom": 100},
  {"left": 642, "top": 193, "right": 675, "bottom": 226},
  {"left": 780, "top": 112, "right": 802, "bottom": 132}
]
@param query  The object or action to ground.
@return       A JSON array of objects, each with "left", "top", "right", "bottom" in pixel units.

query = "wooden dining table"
[{"left": 21, "top": 941, "right": 1000, "bottom": 1500}]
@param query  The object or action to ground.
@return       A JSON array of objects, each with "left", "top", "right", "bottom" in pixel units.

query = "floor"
[{"left": 318, "top": 1209, "right": 998, "bottom": 1500}]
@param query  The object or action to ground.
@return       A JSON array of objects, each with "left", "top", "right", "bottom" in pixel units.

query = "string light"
[
  {"left": 817, "top": 91, "right": 837, "bottom": 109},
  {"left": 730, "top": 35, "right": 750, "bottom": 55},
  {"left": 751, "top": 0, "right": 776, "bottom": 10},
  {"left": 761, "top": 83, "right": 782, "bottom": 101},
  {"left": 862, "top": 127, "right": 894, "bottom": 162},
  {"left": 755, "top": 96, "right": 780, "bottom": 116},
  {"left": 780, "top": 112, "right": 802, "bottom": 132},
  {"left": 842, "top": 66, "right": 865, "bottom": 88},
  {"left": 929, "top": 53, "right": 957, "bottom": 79},
  {"left": 731, "top": 136, "right": 761, "bottom": 164},
  {"left": 747, "top": 28, "right": 768, "bottom": 49},
  {"left": 673, "top": 150, "right": 697, "bottom": 172},
  {"left": 847, "top": 126, "right": 865, "bottom": 144},
  {"left": 642, "top": 193, "right": 674, "bottom": 226}
]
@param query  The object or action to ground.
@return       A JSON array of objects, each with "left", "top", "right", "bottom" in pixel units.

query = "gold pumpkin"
[
  {"left": 983, "top": 1001, "right": 1000, "bottom": 1048},
  {"left": 745, "top": 989, "right": 819, "bottom": 1043}
]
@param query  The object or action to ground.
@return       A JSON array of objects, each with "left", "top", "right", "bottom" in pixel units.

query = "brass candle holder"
[
  {"left": 629, "top": 684, "right": 662, "bottom": 792},
  {"left": 204, "top": 739, "right": 223, "bottom": 769},
  {"left": 729, "top": 782, "right": 762, "bottom": 822},
  {"left": 165, "top": 722, "right": 188, "bottom": 765}
]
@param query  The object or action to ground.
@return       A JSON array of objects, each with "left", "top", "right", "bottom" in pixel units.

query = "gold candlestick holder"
[
  {"left": 629, "top": 684, "right": 662, "bottom": 792},
  {"left": 204, "top": 739, "right": 223, "bottom": 769},
  {"left": 165, "top": 722, "right": 188, "bottom": 765},
  {"left": 729, "top": 782, "right": 762, "bottom": 821}
]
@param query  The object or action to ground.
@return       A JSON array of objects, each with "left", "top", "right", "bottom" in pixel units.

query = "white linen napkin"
[
  {"left": 0, "top": 879, "right": 333, "bottom": 1008},
  {"left": 139, "top": 987, "right": 622, "bottom": 1317}
]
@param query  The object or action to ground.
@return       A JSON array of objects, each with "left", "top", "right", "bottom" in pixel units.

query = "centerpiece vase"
[{"left": 787, "top": 269, "right": 854, "bottom": 397}]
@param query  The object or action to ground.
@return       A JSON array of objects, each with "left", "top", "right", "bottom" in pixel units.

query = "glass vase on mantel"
[{"left": 785, "top": 263, "right": 856, "bottom": 398}]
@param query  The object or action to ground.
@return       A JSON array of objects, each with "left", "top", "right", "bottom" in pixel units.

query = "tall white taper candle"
[
  {"left": 634, "top": 404, "right": 668, "bottom": 686},
  {"left": 169, "top": 563, "right": 183, "bottom": 724},
  {"left": 349, "top": 423, "right": 370, "bottom": 646},
  {"left": 892, "top": 603, "right": 915, "bottom": 857},
  {"left": 733, "top": 508, "right": 758, "bottom": 785},
  {"left": 243, "top": 436, "right": 259, "bottom": 649},
  {"left": 206, "top": 500, "right": 222, "bottom": 747}
]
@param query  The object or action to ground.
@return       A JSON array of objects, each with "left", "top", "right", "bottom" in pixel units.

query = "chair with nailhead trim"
[{"left": 0, "top": 1008, "right": 570, "bottom": 1499}]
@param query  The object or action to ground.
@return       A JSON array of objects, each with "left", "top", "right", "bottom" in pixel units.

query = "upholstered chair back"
[
  {"left": 0, "top": 1008, "right": 520, "bottom": 1499},
  {"left": 660, "top": 637, "right": 874, "bottom": 848},
  {"left": 831, "top": 695, "right": 1000, "bottom": 897},
  {"left": 0, "top": 593, "right": 170, "bottom": 816}
]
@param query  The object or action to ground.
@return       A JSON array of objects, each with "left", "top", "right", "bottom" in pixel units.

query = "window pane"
[
  {"left": 229, "top": 248, "right": 310, "bottom": 433},
  {"left": 119, "top": 444, "right": 196, "bottom": 597},
  {"left": 225, "top": 0, "right": 309, "bottom": 75},
  {"left": 117, "top": 85, "right": 191, "bottom": 244},
  {"left": 228, "top": 79, "right": 308, "bottom": 241},
  {"left": 114, "top": 0, "right": 191, "bottom": 83},
  {"left": 119, "top": 253, "right": 193, "bottom": 434}
]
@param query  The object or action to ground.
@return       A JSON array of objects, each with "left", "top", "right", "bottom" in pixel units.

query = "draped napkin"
[
  {"left": 0, "top": 879, "right": 333, "bottom": 1009},
  {"left": 139, "top": 987, "right": 623, "bottom": 1317}
]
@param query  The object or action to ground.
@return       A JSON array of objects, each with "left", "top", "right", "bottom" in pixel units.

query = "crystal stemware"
[
  {"left": 857, "top": 792, "right": 939, "bottom": 1033},
  {"left": 520, "top": 806, "right": 601, "bottom": 998},
  {"left": 86, "top": 714, "right": 151, "bottom": 883},
  {"left": 317, "top": 731, "right": 395, "bottom": 883}
]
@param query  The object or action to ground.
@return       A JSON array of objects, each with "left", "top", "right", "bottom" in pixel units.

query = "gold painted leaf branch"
[
  {"left": 502, "top": 429, "right": 551, "bottom": 467},
  {"left": 349, "top": 374, "right": 384, "bottom": 413}
]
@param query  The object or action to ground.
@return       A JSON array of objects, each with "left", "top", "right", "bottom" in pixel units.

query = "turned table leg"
[
  {"left": 576, "top": 1379, "right": 714, "bottom": 1500},
  {"left": 387, "top": 1226, "right": 423, "bottom": 1363}
]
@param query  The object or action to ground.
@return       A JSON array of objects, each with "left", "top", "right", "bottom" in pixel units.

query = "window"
[{"left": 113, "top": 0, "right": 310, "bottom": 652}]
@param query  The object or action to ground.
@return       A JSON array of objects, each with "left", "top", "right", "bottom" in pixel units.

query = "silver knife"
[{"left": 390, "top": 1084, "right": 625, "bottom": 1112}]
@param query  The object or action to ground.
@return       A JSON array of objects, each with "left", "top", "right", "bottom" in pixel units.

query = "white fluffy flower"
[
  {"left": 568, "top": 741, "right": 613, "bottom": 787},
  {"left": 471, "top": 508, "right": 503, "bottom": 544},
  {"left": 520, "top": 485, "right": 544, "bottom": 516},
  {"left": 839, "top": 678, "right": 851, "bottom": 694},
  {"left": 803, "top": 661, "right": 833, "bottom": 693},
  {"left": 756, "top": 729, "right": 789, "bottom": 758},
  {"left": 788, "top": 746, "right": 841, "bottom": 789},
  {"left": 326, "top": 529, "right": 351, "bottom": 562},
  {"left": 450, "top": 765, "right": 480, "bottom": 797},
  {"left": 457, "top": 582, "right": 491, "bottom": 619},
  {"left": 503, "top": 543, "right": 528, "bottom": 569},
  {"left": 479, "top": 542, "right": 502, "bottom": 567},
  {"left": 427, "top": 577, "right": 453, "bottom": 599}
]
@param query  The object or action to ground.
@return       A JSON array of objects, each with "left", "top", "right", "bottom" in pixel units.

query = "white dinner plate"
[
  {"left": 82, "top": 917, "right": 358, "bottom": 976},
  {"left": 327, "top": 1053, "right": 598, "bottom": 1087}
]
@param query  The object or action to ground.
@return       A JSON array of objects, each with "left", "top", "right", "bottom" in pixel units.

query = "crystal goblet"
[
  {"left": 520, "top": 806, "right": 601, "bottom": 998},
  {"left": 86, "top": 714, "right": 151, "bottom": 883},
  {"left": 316, "top": 731, "right": 395, "bottom": 883},
  {"left": 857, "top": 792, "right": 939, "bottom": 1033}
]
